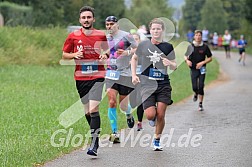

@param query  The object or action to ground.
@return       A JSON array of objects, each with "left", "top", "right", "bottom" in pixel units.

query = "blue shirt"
[{"left": 238, "top": 39, "right": 247, "bottom": 49}]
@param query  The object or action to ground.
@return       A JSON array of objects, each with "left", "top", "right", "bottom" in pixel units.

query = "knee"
[
  {"left": 145, "top": 111, "right": 156, "bottom": 120},
  {"left": 109, "top": 98, "right": 117, "bottom": 108},
  {"left": 198, "top": 86, "right": 204, "bottom": 95},
  {"left": 192, "top": 85, "right": 198, "bottom": 92},
  {"left": 198, "top": 91, "right": 204, "bottom": 96},
  {"left": 119, "top": 103, "right": 128, "bottom": 111}
]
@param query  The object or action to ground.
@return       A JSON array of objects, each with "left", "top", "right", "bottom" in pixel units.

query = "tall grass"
[{"left": 0, "top": 26, "right": 67, "bottom": 66}]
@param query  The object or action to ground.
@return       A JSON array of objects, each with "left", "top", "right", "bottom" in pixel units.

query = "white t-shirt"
[{"left": 223, "top": 34, "right": 231, "bottom": 45}]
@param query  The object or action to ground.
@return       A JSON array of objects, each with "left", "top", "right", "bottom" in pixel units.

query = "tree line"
[
  {"left": 0, "top": 0, "right": 173, "bottom": 29},
  {"left": 0, "top": 0, "right": 251, "bottom": 40},
  {"left": 181, "top": 0, "right": 252, "bottom": 38}
]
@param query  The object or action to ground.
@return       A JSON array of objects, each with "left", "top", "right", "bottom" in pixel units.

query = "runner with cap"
[{"left": 105, "top": 16, "right": 138, "bottom": 143}]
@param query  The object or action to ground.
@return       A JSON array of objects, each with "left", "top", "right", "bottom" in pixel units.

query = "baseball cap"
[{"left": 105, "top": 16, "right": 118, "bottom": 22}]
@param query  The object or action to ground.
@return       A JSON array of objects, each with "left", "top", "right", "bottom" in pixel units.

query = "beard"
[
  {"left": 82, "top": 22, "right": 92, "bottom": 30},
  {"left": 107, "top": 29, "right": 113, "bottom": 34}
]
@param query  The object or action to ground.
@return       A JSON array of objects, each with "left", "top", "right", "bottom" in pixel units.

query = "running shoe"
[
  {"left": 198, "top": 103, "right": 204, "bottom": 111},
  {"left": 127, "top": 115, "right": 135, "bottom": 128},
  {"left": 153, "top": 138, "right": 163, "bottom": 151},
  {"left": 137, "top": 122, "right": 143, "bottom": 131},
  {"left": 109, "top": 132, "right": 120, "bottom": 143},
  {"left": 87, "top": 137, "right": 99, "bottom": 156},
  {"left": 87, "top": 148, "right": 97, "bottom": 156},
  {"left": 193, "top": 94, "right": 198, "bottom": 102},
  {"left": 149, "top": 116, "right": 156, "bottom": 127}
]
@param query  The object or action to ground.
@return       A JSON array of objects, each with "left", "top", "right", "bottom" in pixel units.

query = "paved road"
[{"left": 44, "top": 51, "right": 252, "bottom": 167}]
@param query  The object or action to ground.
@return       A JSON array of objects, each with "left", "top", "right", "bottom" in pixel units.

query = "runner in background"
[
  {"left": 184, "top": 30, "right": 212, "bottom": 111},
  {"left": 129, "top": 32, "right": 144, "bottom": 131},
  {"left": 223, "top": 30, "right": 232, "bottom": 58},
  {"left": 237, "top": 35, "right": 247, "bottom": 66}
]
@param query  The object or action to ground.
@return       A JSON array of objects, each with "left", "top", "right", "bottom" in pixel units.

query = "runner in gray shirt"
[{"left": 105, "top": 16, "right": 137, "bottom": 143}]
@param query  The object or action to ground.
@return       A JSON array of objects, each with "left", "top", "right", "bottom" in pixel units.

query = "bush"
[{"left": 0, "top": 2, "right": 33, "bottom": 26}]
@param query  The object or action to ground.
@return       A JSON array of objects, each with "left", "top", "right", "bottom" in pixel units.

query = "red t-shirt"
[{"left": 63, "top": 28, "right": 108, "bottom": 80}]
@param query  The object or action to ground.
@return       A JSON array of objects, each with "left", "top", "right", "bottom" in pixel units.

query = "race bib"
[
  {"left": 148, "top": 68, "right": 164, "bottom": 80},
  {"left": 200, "top": 66, "right": 206, "bottom": 74},
  {"left": 110, "top": 58, "right": 117, "bottom": 64},
  {"left": 105, "top": 70, "right": 121, "bottom": 80},
  {"left": 81, "top": 61, "right": 98, "bottom": 74},
  {"left": 136, "top": 65, "right": 142, "bottom": 75}
]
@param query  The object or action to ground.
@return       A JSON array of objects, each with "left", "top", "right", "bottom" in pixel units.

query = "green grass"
[
  {"left": 0, "top": 59, "right": 219, "bottom": 166},
  {"left": 0, "top": 65, "right": 131, "bottom": 166},
  {"left": 0, "top": 26, "right": 67, "bottom": 66}
]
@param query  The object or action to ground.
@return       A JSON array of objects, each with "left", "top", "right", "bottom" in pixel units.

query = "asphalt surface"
[{"left": 44, "top": 51, "right": 252, "bottom": 167}]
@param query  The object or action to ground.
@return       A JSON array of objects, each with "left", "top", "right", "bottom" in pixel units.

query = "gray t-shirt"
[
  {"left": 107, "top": 30, "right": 137, "bottom": 76},
  {"left": 135, "top": 40, "right": 175, "bottom": 86}
]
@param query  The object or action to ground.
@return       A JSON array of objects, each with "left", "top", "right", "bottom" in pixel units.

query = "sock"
[
  {"left": 154, "top": 134, "right": 161, "bottom": 140},
  {"left": 90, "top": 112, "right": 100, "bottom": 150},
  {"left": 126, "top": 104, "right": 132, "bottom": 118},
  {"left": 85, "top": 114, "right": 91, "bottom": 126},
  {"left": 108, "top": 108, "right": 117, "bottom": 133},
  {"left": 137, "top": 104, "right": 144, "bottom": 122}
]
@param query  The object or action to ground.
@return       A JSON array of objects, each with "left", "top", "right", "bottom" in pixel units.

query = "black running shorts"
[
  {"left": 141, "top": 84, "right": 173, "bottom": 110},
  {"left": 76, "top": 78, "right": 105, "bottom": 104},
  {"left": 105, "top": 76, "right": 134, "bottom": 96}
]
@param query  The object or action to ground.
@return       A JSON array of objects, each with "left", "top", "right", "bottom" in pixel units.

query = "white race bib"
[{"left": 105, "top": 70, "right": 121, "bottom": 80}]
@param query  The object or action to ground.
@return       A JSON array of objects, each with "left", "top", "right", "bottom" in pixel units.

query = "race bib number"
[
  {"left": 148, "top": 68, "right": 164, "bottom": 80},
  {"left": 110, "top": 58, "right": 117, "bottom": 64},
  {"left": 136, "top": 65, "right": 142, "bottom": 75},
  {"left": 81, "top": 62, "right": 98, "bottom": 74},
  {"left": 200, "top": 66, "right": 206, "bottom": 74},
  {"left": 105, "top": 70, "right": 121, "bottom": 80}
]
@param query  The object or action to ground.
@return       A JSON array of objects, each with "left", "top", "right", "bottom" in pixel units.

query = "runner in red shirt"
[{"left": 62, "top": 6, "right": 109, "bottom": 156}]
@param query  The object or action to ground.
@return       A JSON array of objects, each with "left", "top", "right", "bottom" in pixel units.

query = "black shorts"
[
  {"left": 239, "top": 48, "right": 245, "bottom": 54},
  {"left": 76, "top": 78, "right": 105, "bottom": 104},
  {"left": 141, "top": 84, "right": 173, "bottom": 110},
  {"left": 106, "top": 76, "right": 134, "bottom": 96},
  {"left": 224, "top": 45, "right": 230, "bottom": 52}
]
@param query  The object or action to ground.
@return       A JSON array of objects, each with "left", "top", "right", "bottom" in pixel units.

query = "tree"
[
  {"left": 245, "top": 0, "right": 252, "bottom": 23},
  {"left": 1, "top": 0, "right": 31, "bottom": 5},
  {"left": 127, "top": 0, "right": 173, "bottom": 28},
  {"left": 221, "top": 0, "right": 246, "bottom": 31},
  {"left": 182, "top": 0, "right": 206, "bottom": 31},
  {"left": 33, "top": 1, "right": 63, "bottom": 26},
  {"left": 198, "top": 0, "right": 228, "bottom": 33},
  {"left": 0, "top": 1, "right": 33, "bottom": 26},
  {"left": 92, "top": 0, "right": 126, "bottom": 29},
  {"left": 63, "top": 0, "right": 93, "bottom": 26}
]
